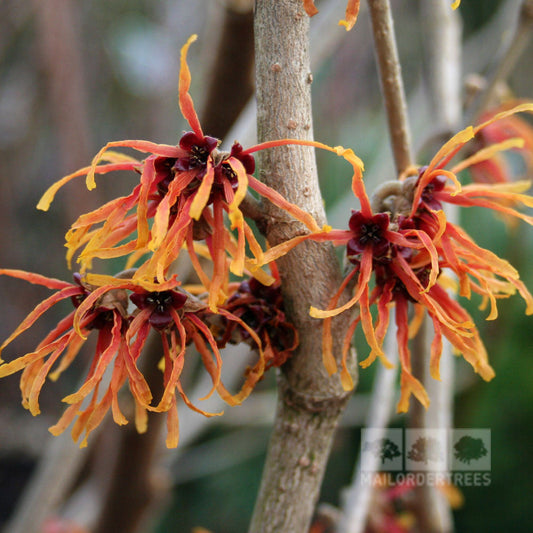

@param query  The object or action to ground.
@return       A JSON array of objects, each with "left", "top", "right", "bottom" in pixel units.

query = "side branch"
[
  {"left": 249, "top": 1, "right": 356, "bottom": 531},
  {"left": 368, "top": 0, "right": 413, "bottom": 174}
]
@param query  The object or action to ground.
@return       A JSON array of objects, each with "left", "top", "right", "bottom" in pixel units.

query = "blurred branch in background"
[
  {"left": 466, "top": 0, "right": 533, "bottom": 124},
  {"left": 409, "top": 0, "right": 463, "bottom": 531},
  {"left": 32, "top": 0, "right": 93, "bottom": 178},
  {"left": 199, "top": 0, "right": 254, "bottom": 140},
  {"left": 367, "top": 0, "right": 413, "bottom": 175},
  {"left": 339, "top": 325, "right": 400, "bottom": 533}
]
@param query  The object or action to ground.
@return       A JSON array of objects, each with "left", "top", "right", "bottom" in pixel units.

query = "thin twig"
[
  {"left": 367, "top": 0, "right": 414, "bottom": 175},
  {"left": 409, "top": 320, "right": 452, "bottom": 533}
]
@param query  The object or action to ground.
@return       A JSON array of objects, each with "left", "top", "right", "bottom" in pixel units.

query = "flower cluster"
[
  {"left": 469, "top": 101, "right": 533, "bottom": 192},
  {"left": 0, "top": 35, "right": 330, "bottom": 447},
  {"left": 38, "top": 35, "right": 322, "bottom": 312},
  {"left": 0, "top": 33, "right": 368, "bottom": 447},
  {"left": 306, "top": 103, "right": 533, "bottom": 411},
  {"left": 1, "top": 28, "right": 532, "bottom": 449},
  {"left": 0, "top": 266, "right": 288, "bottom": 448}
]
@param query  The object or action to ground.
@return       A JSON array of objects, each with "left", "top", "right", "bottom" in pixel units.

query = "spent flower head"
[{"left": 211, "top": 270, "right": 298, "bottom": 371}]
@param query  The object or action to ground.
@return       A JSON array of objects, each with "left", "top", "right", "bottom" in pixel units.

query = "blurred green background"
[{"left": 0, "top": 0, "right": 531, "bottom": 532}]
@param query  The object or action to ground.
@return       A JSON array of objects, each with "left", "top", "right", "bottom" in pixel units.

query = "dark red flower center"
[
  {"left": 347, "top": 211, "right": 390, "bottom": 261},
  {"left": 154, "top": 157, "right": 177, "bottom": 196},
  {"left": 130, "top": 290, "right": 187, "bottom": 330},
  {"left": 175, "top": 132, "right": 219, "bottom": 173},
  {"left": 359, "top": 222, "right": 383, "bottom": 245}
]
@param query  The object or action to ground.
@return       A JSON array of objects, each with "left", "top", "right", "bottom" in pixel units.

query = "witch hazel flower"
[
  {"left": 469, "top": 99, "right": 533, "bottom": 185},
  {"left": 125, "top": 282, "right": 271, "bottom": 448},
  {"left": 301, "top": 102, "right": 533, "bottom": 411},
  {"left": 0, "top": 266, "right": 292, "bottom": 448},
  {"left": 0, "top": 269, "right": 176, "bottom": 447},
  {"left": 36, "top": 34, "right": 325, "bottom": 312}
]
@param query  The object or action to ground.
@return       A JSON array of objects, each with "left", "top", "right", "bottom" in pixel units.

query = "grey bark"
[{"left": 249, "top": 1, "right": 356, "bottom": 531}]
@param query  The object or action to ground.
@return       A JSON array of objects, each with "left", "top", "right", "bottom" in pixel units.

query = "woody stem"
[
  {"left": 249, "top": 1, "right": 356, "bottom": 531},
  {"left": 367, "top": 0, "right": 414, "bottom": 175}
]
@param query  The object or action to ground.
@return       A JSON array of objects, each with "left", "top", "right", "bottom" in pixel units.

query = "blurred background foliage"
[{"left": 0, "top": 0, "right": 532, "bottom": 532}]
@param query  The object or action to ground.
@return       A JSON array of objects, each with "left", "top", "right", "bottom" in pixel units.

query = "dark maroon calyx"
[
  {"left": 130, "top": 290, "right": 187, "bottom": 330},
  {"left": 346, "top": 211, "right": 390, "bottom": 262},
  {"left": 70, "top": 272, "right": 88, "bottom": 308},
  {"left": 154, "top": 157, "right": 177, "bottom": 196},
  {"left": 228, "top": 142, "right": 255, "bottom": 175},
  {"left": 174, "top": 132, "right": 219, "bottom": 172}
]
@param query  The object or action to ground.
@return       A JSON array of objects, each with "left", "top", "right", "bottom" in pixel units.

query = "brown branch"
[
  {"left": 367, "top": 0, "right": 414, "bottom": 175},
  {"left": 249, "top": 2, "right": 356, "bottom": 532}
]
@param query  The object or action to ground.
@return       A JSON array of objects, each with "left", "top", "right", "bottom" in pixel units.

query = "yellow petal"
[
  {"left": 451, "top": 137, "right": 525, "bottom": 174},
  {"left": 189, "top": 162, "right": 215, "bottom": 220}
]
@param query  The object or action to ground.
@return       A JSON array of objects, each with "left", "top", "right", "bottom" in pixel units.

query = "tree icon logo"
[
  {"left": 407, "top": 436, "right": 444, "bottom": 465},
  {"left": 363, "top": 438, "right": 402, "bottom": 464},
  {"left": 453, "top": 435, "right": 488, "bottom": 464}
]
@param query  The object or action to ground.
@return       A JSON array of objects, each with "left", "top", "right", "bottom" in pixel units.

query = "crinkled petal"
[
  {"left": 179, "top": 34, "right": 203, "bottom": 138},
  {"left": 37, "top": 160, "right": 139, "bottom": 211},
  {"left": 189, "top": 161, "right": 215, "bottom": 220},
  {"left": 339, "top": 0, "right": 360, "bottom": 31}
]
